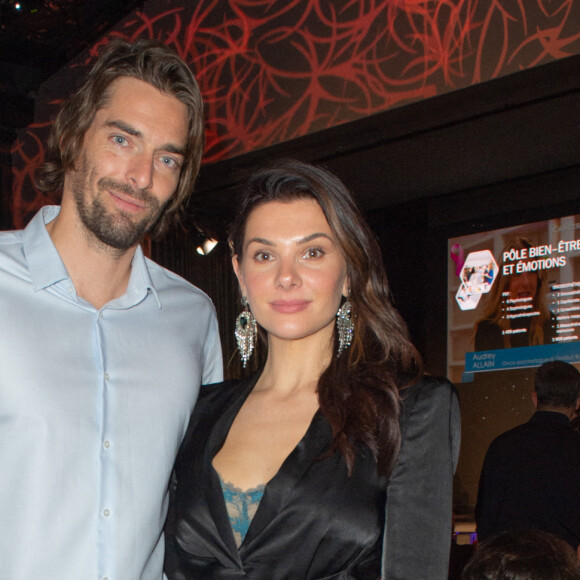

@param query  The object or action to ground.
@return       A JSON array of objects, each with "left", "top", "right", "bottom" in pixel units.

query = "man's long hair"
[{"left": 35, "top": 38, "right": 204, "bottom": 238}]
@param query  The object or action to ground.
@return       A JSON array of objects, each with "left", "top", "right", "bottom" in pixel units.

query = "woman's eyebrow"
[{"left": 297, "top": 232, "right": 333, "bottom": 244}]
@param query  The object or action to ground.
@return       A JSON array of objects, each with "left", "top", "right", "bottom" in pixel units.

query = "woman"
[
  {"left": 165, "top": 160, "right": 460, "bottom": 579},
  {"left": 474, "top": 236, "right": 555, "bottom": 351}
]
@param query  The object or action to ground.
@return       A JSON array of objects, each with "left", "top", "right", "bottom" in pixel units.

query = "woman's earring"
[
  {"left": 235, "top": 297, "right": 257, "bottom": 368},
  {"left": 336, "top": 299, "right": 354, "bottom": 356}
]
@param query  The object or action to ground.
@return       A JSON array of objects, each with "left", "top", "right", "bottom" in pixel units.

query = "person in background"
[
  {"left": 571, "top": 405, "right": 580, "bottom": 434},
  {"left": 474, "top": 236, "right": 555, "bottom": 351},
  {"left": 461, "top": 529, "right": 580, "bottom": 580},
  {"left": 0, "top": 38, "right": 222, "bottom": 580},
  {"left": 475, "top": 360, "right": 580, "bottom": 552},
  {"left": 165, "top": 159, "right": 460, "bottom": 580}
]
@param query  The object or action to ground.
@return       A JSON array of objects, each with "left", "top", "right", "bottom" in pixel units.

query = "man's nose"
[{"left": 127, "top": 152, "right": 154, "bottom": 191}]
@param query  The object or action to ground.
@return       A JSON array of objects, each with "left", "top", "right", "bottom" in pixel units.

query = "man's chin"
[{"left": 92, "top": 217, "right": 151, "bottom": 251}]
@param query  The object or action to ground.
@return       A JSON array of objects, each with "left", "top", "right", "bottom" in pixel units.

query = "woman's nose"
[{"left": 275, "top": 258, "right": 301, "bottom": 289}]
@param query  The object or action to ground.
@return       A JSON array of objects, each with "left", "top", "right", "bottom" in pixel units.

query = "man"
[
  {"left": 476, "top": 360, "right": 580, "bottom": 551},
  {"left": 0, "top": 39, "right": 223, "bottom": 580}
]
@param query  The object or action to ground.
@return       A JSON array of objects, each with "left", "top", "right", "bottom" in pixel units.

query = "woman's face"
[
  {"left": 233, "top": 198, "right": 349, "bottom": 348},
  {"left": 507, "top": 271, "right": 538, "bottom": 299}
]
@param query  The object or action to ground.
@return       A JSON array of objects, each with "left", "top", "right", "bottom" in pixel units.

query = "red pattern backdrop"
[{"left": 10, "top": 0, "right": 580, "bottom": 227}]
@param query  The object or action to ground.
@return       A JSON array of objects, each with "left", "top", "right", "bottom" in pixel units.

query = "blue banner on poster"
[{"left": 464, "top": 343, "right": 580, "bottom": 379}]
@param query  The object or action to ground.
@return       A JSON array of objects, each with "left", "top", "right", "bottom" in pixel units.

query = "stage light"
[
  {"left": 196, "top": 237, "right": 218, "bottom": 256},
  {"left": 192, "top": 226, "right": 218, "bottom": 256}
]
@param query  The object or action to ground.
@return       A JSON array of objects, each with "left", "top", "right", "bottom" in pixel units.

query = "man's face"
[{"left": 66, "top": 76, "right": 188, "bottom": 251}]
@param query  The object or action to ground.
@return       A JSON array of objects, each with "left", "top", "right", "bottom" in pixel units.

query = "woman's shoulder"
[
  {"left": 399, "top": 375, "right": 460, "bottom": 434},
  {"left": 400, "top": 374, "right": 456, "bottom": 406},
  {"left": 176, "top": 377, "right": 256, "bottom": 463},
  {"left": 398, "top": 374, "right": 461, "bottom": 469},
  {"left": 197, "top": 378, "right": 243, "bottom": 401},
  {"left": 195, "top": 377, "right": 254, "bottom": 415}
]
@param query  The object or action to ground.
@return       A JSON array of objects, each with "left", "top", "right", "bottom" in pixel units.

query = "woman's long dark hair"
[{"left": 229, "top": 159, "right": 422, "bottom": 477}]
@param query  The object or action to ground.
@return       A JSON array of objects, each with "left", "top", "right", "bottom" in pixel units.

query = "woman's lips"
[{"left": 270, "top": 300, "right": 310, "bottom": 314}]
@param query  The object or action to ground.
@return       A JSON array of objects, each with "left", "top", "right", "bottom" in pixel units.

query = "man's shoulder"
[
  {"left": 493, "top": 417, "right": 540, "bottom": 439},
  {"left": 0, "top": 228, "right": 25, "bottom": 249},
  {"left": 488, "top": 414, "right": 580, "bottom": 453},
  {"left": 0, "top": 228, "right": 27, "bottom": 274},
  {"left": 484, "top": 421, "right": 534, "bottom": 457}
]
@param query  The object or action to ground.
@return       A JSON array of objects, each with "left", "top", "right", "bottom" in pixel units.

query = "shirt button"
[
  {"left": 103, "top": 440, "right": 110, "bottom": 449},
  {"left": 103, "top": 509, "right": 110, "bottom": 517},
  {"left": 102, "top": 577, "right": 109, "bottom": 580},
  {"left": 104, "top": 373, "right": 110, "bottom": 381}
]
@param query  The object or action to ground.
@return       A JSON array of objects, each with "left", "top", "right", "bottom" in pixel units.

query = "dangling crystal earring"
[
  {"left": 336, "top": 299, "right": 354, "bottom": 356},
  {"left": 235, "top": 297, "right": 257, "bottom": 368}
]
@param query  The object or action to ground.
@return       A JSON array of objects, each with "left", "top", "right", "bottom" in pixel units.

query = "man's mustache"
[{"left": 97, "top": 178, "right": 158, "bottom": 206}]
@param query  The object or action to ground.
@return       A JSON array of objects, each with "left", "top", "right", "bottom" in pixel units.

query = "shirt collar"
[
  {"left": 122, "top": 245, "right": 161, "bottom": 309},
  {"left": 22, "top": 205, "right": 161, "bottom": 309},
  {"left": 23, "top": 205, "right": 70, "bottom": 291},
  {"left": 531, "top": 410, "right": 571, "bottom": 425}
]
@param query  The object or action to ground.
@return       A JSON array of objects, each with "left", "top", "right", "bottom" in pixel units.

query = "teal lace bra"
[{"left": 218, "top": 476, "right": 265, "bottom": 547}]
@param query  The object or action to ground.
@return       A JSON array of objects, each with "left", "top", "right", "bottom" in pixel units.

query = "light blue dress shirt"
[{"left": 0, "top": 206, "right": 223, "bottom": 580}]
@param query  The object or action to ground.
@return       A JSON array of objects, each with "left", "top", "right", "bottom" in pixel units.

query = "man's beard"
[{"left": 73, "top": 172, "right": 165, "bottom": 252}]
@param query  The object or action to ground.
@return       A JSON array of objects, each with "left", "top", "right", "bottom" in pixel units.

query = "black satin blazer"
[{"left": 165, "top": 375, "right": 387, "bottom": 579}]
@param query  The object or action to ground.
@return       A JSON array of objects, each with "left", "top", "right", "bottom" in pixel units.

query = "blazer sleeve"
[{"left": 382, "top": 375, "right": 461, "bottom": 579}]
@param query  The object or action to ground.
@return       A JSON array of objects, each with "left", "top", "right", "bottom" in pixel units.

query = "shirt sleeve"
[
  {"left": 382, "top": 375, "right": 461, "bottom": 580},
  {"left": 201, "top": 306, "right": 224, "bottom": 384}
]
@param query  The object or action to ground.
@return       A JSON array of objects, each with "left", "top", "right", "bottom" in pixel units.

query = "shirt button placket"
[{"left": 97, "top": 308, "right": 113, "bottom": 580}]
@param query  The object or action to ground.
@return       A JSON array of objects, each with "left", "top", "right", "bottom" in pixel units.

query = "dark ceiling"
[
  {"left": 190, "top": 53, "right": 580, "bottom": 239},
  {"left": 0, "top": 0, "right": 142, "bottom": 134}
]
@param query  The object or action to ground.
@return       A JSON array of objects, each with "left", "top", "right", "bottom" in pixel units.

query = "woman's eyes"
[
  {"left": 252, "top": 247, "right": 326, "bottom": 262},
  {"left": 302, "top": 247, "right": 325, "bottom": 259},
  {"left": 253, "top": 251, "right": 273, "bottom": 262}
]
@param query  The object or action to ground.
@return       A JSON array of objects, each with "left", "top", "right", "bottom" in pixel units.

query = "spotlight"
[
  {"left": 192, "top": 226, "right": 218, "bottom": 256},
  {"left": 196, "top": 237, "right": 218, "bottom": 256}
]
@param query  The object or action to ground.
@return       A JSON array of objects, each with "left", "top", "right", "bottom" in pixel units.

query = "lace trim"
[{"left": 218, "top": 476, "right": 265, "bottom": 547}]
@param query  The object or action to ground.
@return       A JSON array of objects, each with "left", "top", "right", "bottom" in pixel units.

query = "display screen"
[{"left": 447, "top": 214, "right": 580, "bottom": 383}]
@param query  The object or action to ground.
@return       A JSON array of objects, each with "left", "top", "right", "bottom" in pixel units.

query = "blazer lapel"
[
  {"left": 242, "top": 409, "right": 332, "bottom": 547},
  {"left": 205, "top": 377, "right": 258, "bottom": 563}
]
